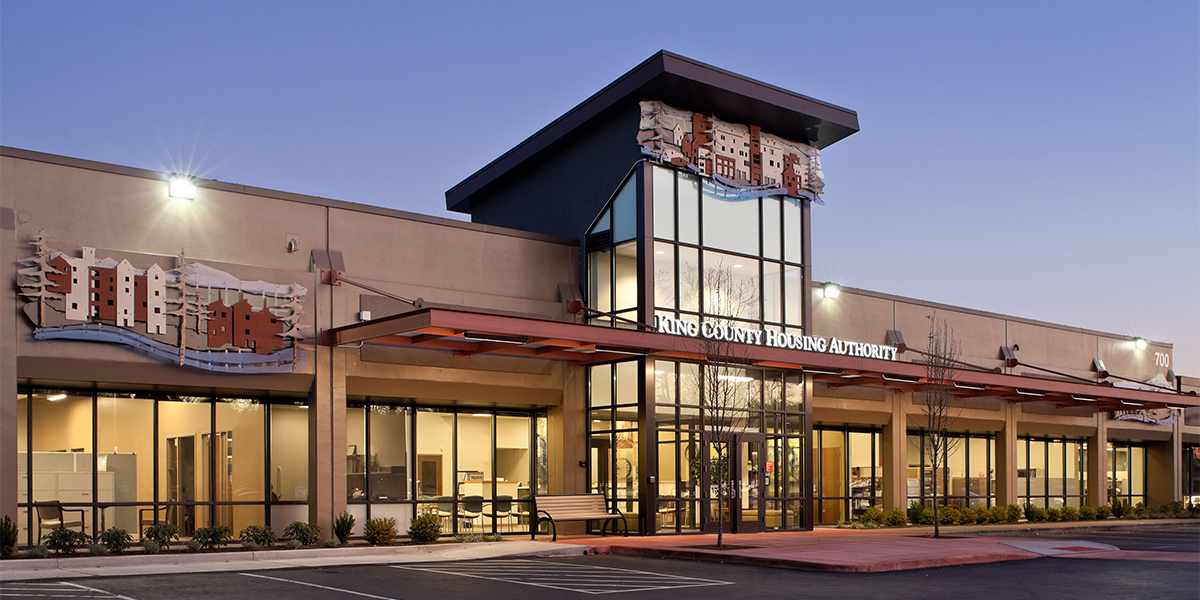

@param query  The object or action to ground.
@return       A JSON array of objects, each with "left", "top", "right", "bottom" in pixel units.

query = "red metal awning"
[{"left": 323, "top": 307, "right": 1197, "bottom": 412}]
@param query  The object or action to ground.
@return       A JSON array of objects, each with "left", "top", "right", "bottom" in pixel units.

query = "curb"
[{"left": 596, "top": 544, "right": 1038, "bottom": 573}]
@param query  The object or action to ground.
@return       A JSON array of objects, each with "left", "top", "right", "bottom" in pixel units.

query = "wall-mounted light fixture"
[
  {"left": 822, "top": 282, "right": 840, "bottom": 299},
  {"left": 168, "top": 174, "right": 197, "bottom": 199},
  {"left": 1133, "top": 337, "right": 1147, "bottom": 350}
]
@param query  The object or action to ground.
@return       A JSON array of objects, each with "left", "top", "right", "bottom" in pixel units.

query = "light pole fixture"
[
  {"left": 1133, "top": 337, "right": 1147, "bottom": 350},
  {"left": 168, "top": 174, "right": 197, "bottom": 199},
  {"left": 822, "top": 282, "right": 840, "bottom": 299}
]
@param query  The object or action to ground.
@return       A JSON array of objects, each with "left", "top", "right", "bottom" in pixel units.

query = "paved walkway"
[
  {"left": 2, "top": 520, "right": 1194, "bottom": 580},
  {"left": 564, "top": 519, "right": 1200, "bottom": 572}
]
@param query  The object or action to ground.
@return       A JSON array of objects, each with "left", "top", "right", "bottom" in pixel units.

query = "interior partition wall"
[{"left": 16, "top": 388, "right": 307, "bottom": 547}]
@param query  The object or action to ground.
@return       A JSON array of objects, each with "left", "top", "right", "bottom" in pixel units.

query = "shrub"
[
  {"left": 1095, "top": 505, "right": 1112, "bottom": 520},
  {"left": 1060, "top": 506, "right": 1079, "bottom": 522},
  {"left": 142, "top": 523, "right": 180, "bottom": 550},
  {"left": 285, "top": 539, "right": 302, "bottom": 549},
  {"left": 1162, "top": 501, "right": 1185, "bottom": 518},
  {"left": 239, "top": 525, "right": 276, "bottom": 548},
  {"left": 1006, "top": 504, "right": 1022, "bottom": 524},
  {"left": 192, "top": 526, "right": 232, "bottom": 550},
  {"left": 99, "top": 527, "right": 133, "bottom": 554},
  {"left": 0, "top": 516, "right": 18, "bottom": 558},
  {"left": 1028, "top": 507, "right": 1048, "bottom": 522},
  {"left": 1023, "top": 503, "right": 1036, "bottom": 521},
  {"left": 956, "top": 507, "right": 975, "bottom": 525},
  {"left": 937, "top": 507, "right": 960, "bottom": 525},
  {"left": 988, "top": 505, "right": 1007, "bottom": 524},
  {"left": 1131, "top": 502, "right": 1147, "bottom": 519},
  {"left": 243, "top": 541, "right": 261, "bottom": 552},
  {"left": 1045, "top": 507, "right": 1061, "bottom": 522},
  {"left": 1079, "top": 506, "right": 1097, "bottom": 521},
  {"left": 859, "top": 506, "right": 884, "bottom": 526},
  {"left": 282, "top": 521, "right": 322, "bottom": 546},
  {"left": 334, "top": 511, "right": 356, "bottom": 545},
  {"left": 407, "top": 514, "right": 441, "bottom": 543},
  {"left": 28, "top": 545, "right": 49, "bottom": 559},
  {"left": 88, "top": 543, "right": 109, "bottom": 556},
  {"left": 364, "top": 517, "right": 397, "bottom": 546},
  {"left": 323, "top": 539, "right": 340, "bottom": 548},
  {"left": 185, "top": 540, "right": 202, "bottom": 553},
  {"left": 141, "top": 539, "right": 161, "bottom": 554},
  {"left": 910, "top": 507, "right": 934, "bottom": 526},
  {"left": 1110, "top": 499, "right": 1129, "bottom": 519},
  {"left": 883, "top": 508, "right": 907, "bottom": 527},
  {"left": 907, "top": 501, "right": 925, "bottom": 524},
  {"left": 454, "top": 533, "right": 504, "bottom": 543},
  {"left": 44, "top": 527, "right": 89, "bottom": 556}
]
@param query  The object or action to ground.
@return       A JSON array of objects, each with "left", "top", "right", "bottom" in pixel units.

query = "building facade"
[{"left": 3, "top": 52, "right": 1198, "bottom": 546}]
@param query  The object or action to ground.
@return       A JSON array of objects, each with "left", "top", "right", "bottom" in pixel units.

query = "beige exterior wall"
[{"left": 810, "top": 285, "right": 1189, "bottom": 509}]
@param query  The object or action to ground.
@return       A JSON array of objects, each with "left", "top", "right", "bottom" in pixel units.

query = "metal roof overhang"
[{"left": 324, "top": 307, "right": 1198, "bottom": 412}]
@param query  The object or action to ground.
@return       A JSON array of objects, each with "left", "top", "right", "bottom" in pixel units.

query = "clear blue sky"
[{"left": 3, "top": 1, "right": 1197, "bottom": 375}]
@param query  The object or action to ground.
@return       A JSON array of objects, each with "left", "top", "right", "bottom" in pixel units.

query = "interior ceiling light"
[
  {"left": 822, "top": 282, "right": 840, "bottom": 299},
  {"left": 717, "top": 374, "right": 754, "bottom": 382},
  {"left": 47, "top": 394, "right": 67, "bottom": 401},
  {"left": 168, "top": 174, "right": 197, "bottom": 199},
  {"left": 1133, "top": 337, "right": 1148, "bottom": 350}
]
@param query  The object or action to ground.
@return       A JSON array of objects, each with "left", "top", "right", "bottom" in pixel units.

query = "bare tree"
[
  {"left": 685, "top": 260, "right": 758, "bottom": 548},
  {"left": 17, "top": 228, "right": 63, "bottom": 328},
  {"left": 915, "top": 312, "right": 963, "bottom": 537}
]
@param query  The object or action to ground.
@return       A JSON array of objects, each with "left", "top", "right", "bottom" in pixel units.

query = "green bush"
[
  {"left": 910, "top": 507, "right": 934, "bottom": 526},
  {"left": 285, "top": 539, "right": 302, "bottom": 549},
  {"left": 99, "top": 527, "right": 133, "bottom": 554},
  {"left": 1045, "top": 507, "right": 1061, "bottom": 522},
  {"left": 323, "top": 539, "right": 340, "bottom": 548},
  {"left": 937, "top": 507, "right": 960, "bottom": 525},
  {"left": 1060, "top": 506, "right": 1079, "bottom": 522},
  {"left": 407, "top": 514, "right": 441, "bottom": 543},
  {"left": 1162, "top": 501, "right": 1185, "bottom": 518},
  {"left": 1028, "top": 507, "right": 1048, "bottom": 522},
  {"left": 28, "top": 545, "right": 49, "bottom": 559},
  {"left": 44, "top": 527, "right": 89, "bottom": 556},
  {"left": 185, "top": 539, "right": 202, "bottom": 553},
  {"left": 1078, "top": 506, "right": 1097, "bottom": 521},
  {"left": 1006, "top": 504, "right": 1022, "bottom": 524},
  {"left": 1110, "top": 498, "right": 1129, "bottom": 519},
  {"left": 282, "top": 521, "right": 322, "bottom": 546},
  {"left": 88, "top": 543, "right": 109, "bottom": 556},
  {"left": 141, "top": 539, "right": 161, "bottom": 554},
  {"left": 987, "top": 505, "right": 1006, "bottom": 524},
  {"left": 334, "top": 511, "right": 356, "bottom": 545},
  {"left": 907, "top": 500, "right": 925, "bottom": 524},
  {"left": 454, "top": 533, "right": 504, "bottom": 543},
  {"left": 1095, "top": 505, "right": 1112, "bottom": 520},
  {"left": 192, "top": 526, "right": 232, "bottom": 550},
  {"left": 364, "top": 517, "right": 397, "bottom": 546},
  {"left": 142, "top": 523, "right": 180, "bottom": 550},
  {"left": 0, "top": 516, "right": 18, "bottom": 558},
  {"left": 239, "top": 525, "right": 276, "bottom": 548},
  {"left": 859, "top": 506, "right": 884, "bottom": 526},
  {"left": 1131, "top": 502, "right": 1147, "bottom": 519},
  {"left": 883, "top": 508, "right": 907, "bottom": 527},
  {"left": 956, "top": 507, "right": 975, "bottom": 524}
]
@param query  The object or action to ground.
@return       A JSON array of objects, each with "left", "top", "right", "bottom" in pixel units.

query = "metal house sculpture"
[{"left": 16, "top": 230, "right": 309, "bottom": 373}]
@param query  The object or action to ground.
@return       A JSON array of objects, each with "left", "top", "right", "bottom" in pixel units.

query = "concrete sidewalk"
[
  {"left": 0, "top": 540, "right": 588, "bottom": 582},
  {"left": 570, "top": 519, "right": 1200, "bottom": 572},
  {"left": 2, "top": 520, "right": 1194, "bottom": 580}
]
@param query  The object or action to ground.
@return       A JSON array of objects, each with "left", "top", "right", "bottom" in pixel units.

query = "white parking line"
[
  {"left": 0, "top": 581, "right": 137, "bottom": 600},
  {"left": 238, "top": 572, "right": 398, "bottom": 600},
  {"left": 394, "top": 558, "right": 733, "bottom": 595}
]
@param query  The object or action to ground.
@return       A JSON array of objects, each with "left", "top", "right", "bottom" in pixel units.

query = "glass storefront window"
[
  {"left": 30, "top": 391, "right": 95, "bottom": 540},
  {"left": 614, "top": 242, "right": 638, "bottom": 313},
  {"left": 612, "top": 175, "right": 637, "bottom": 243},
  {"left": 96, "top": 394, "right": 154, "bottom": 538},
  {"left": 678, "top": 172, "right": 700, "bottom": 245},
  {"left": 783, "top": 199, "right": 802, "bottom": 263},
  {"left": 702, "top": 250, "right": 760, "bottom": 321},
  {"left": 654, "top": 241, "right": 675, "bottom": 310},
  {"left": 701, "top": 181, "right": 759, "bottom": 256},
  {"left": 653, "top": 165, "right": 675, "bottom": 241},
  {"left": 347, "top": 405, "right": 367, "bottom": 501},
  {"left": 762, "top": 196, "right": 781, "bottom": 260},
  {"left": 214, "top": 398, "right": 265, "bottom": 533},
  {"left": 588, "top": 248, "right": 612, "bottom": 314},
  {"left": 763, "top": 262, "right": 782, "bottom": 324},
  {"left": 270, "top": 403, "right": 308, "bottom": 502},
  {"left": 369, "top": 406, "right": 411, "bottom": 504},
  {"left": 783, "top": 265, "right": 802, "bottom": 328},
  {"left": 679, "top": 246, "right": 699, "bottom": 313}
]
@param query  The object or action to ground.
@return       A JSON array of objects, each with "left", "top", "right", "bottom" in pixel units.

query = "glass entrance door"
[{"left": 703, "top": 433, "right": 765, "bottom": 533}]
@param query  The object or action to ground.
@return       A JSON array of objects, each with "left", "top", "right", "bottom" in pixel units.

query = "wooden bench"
[{"left": 532, "top": 494, "right": 627, "bottom": 541}]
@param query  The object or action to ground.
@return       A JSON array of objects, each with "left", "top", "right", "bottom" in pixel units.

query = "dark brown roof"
[{"left": 446, "top": 51, "right": 860, "bottom": 213}]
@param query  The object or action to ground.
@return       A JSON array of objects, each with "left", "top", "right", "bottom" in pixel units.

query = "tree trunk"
[{"left": 932, "top": 464, "right": 940, "bottom": 538}]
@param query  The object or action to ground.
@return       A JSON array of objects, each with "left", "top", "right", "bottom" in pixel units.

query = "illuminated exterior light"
[
  {"left": 168, "top": 174, "right": 197, "bottom": 199},
  {"left": 1133, "top": 337, "right": 1147, "bottom": 350},
  {"left": 47, "top": 394, "right": 67, "bottom": 401},
  {"left": 823, "top": 282, "right": 840, "bottom": 299}
]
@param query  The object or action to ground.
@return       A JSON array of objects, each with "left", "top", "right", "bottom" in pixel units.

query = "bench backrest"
[{"left": 535, "top": 495, "right": 611, "bottom": 517}]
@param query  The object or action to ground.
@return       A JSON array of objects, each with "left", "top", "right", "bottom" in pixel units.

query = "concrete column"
[
  {"left": 308, "top": 345, "right": 346, "bottom": 535},
  {"left": 548, "top": 365, "right": 586, "bottom": 535},
  {"left": 1145, "top": 419, "right": 1181, "bottom": 504},
  {"left": 994, "top": 402, "right": 1019, "bottom": 506},
  {"left": 1086, "top": 414, "right": 1108, "bottom": 507},
  {"left": 1, "top": 207, "right": 17, "bottom": 531},
  {"left": 880, "top": 391, "right": 907, "bottom": 510}
]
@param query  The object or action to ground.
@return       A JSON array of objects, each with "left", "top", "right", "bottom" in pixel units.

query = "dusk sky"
[{"left": 2, "top": 1, "right": 1197, "bottom": 375}]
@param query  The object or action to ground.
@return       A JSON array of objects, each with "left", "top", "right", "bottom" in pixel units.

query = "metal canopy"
[{"left": 323, "top": 307, "right": 1197, "bottom": 412}]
